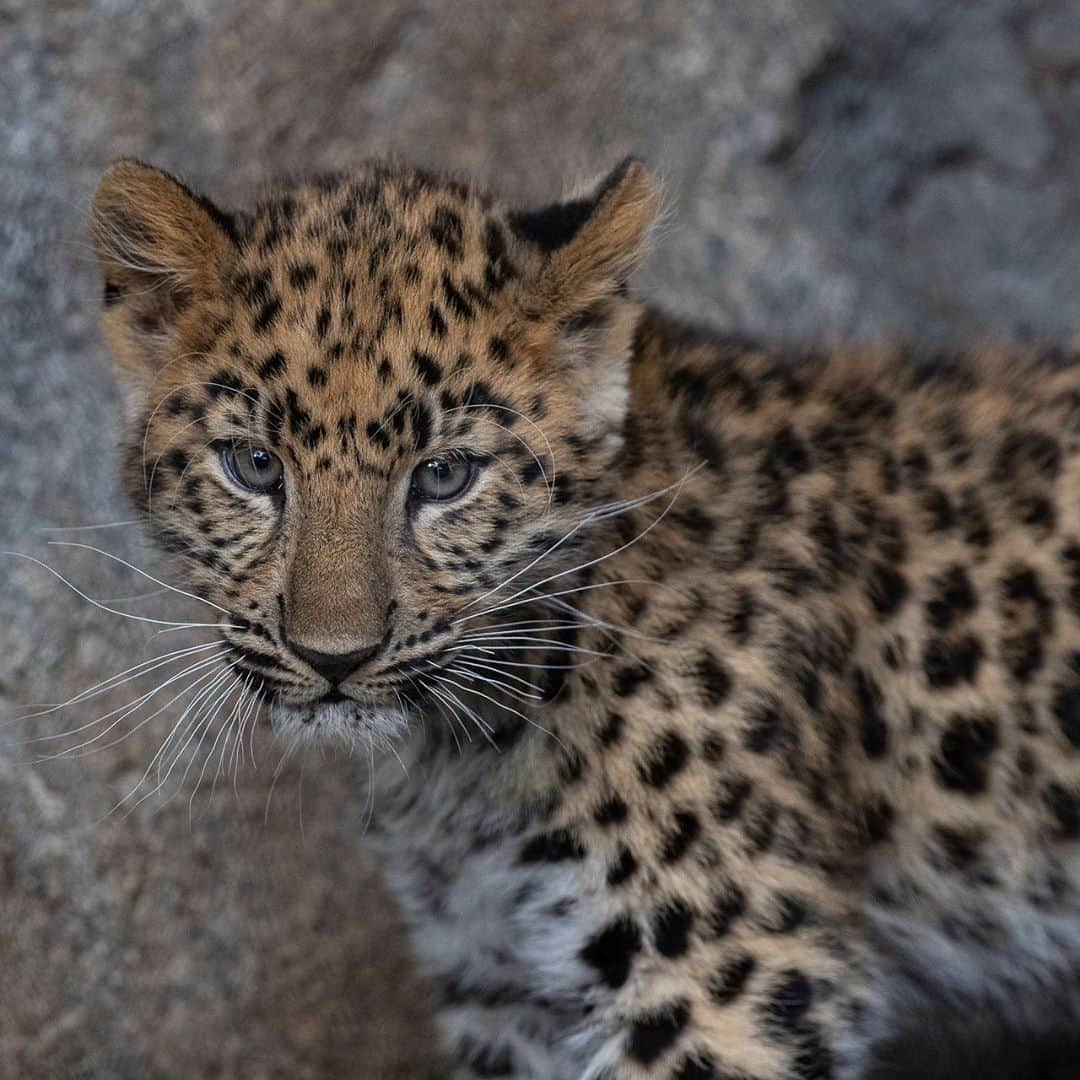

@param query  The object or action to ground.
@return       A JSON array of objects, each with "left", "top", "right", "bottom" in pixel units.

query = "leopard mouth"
[{"left": 267, "top": 690, "right": 413, "bottom": 746}]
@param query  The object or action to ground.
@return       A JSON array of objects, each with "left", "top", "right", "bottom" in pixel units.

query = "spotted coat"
[{"left": 90, "top": 157, "right": 1080, "bottom": 1078}]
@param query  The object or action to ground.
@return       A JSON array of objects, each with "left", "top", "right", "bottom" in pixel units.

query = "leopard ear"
[
  {"left": 92, "top": 160, "right": 236, "bottom": 379},
  {"left": 510, "top": 158, "right": 659, "bottom": 318}
]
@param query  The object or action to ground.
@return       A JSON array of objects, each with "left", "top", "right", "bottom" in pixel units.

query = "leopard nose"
[{"left": 288, "top": 641, "right": 381, "bottom": 684}]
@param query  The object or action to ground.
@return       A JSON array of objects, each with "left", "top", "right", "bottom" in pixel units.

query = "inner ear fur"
[
  {"left": 510, "top": 158, "right": 659, "bottom": 321},
  {"left": 91, "top": 159, "right": 235, "bottom": 374}
]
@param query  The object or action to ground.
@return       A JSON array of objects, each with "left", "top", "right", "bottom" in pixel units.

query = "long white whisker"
[
  {"left": 456, "top": 473, "right": 696, "bottom": 626},
  {"left": 449, "top": 659, "right": 543, "bottom": 697},
  {"left": 457, "top": 464, "right": 703, "bottom": 614},
  {"left": 103, "top": 660, "right": 241, "bottom": 819},
  {"left": 36, "top": 519, "right": 144, "bottom": 533},
  {"left": 46, "top": 540, "right": 236, "bottom": 615},
  {"left": 2, "top": 551, "right": 238, "bottom": 629},
  {"left": 426, "top": 684, "right": 467, "bottom": 751},
  {"left": 13, "top": 640, "right": 225, "bottom": 723},
  {"left": 425, "top": 672, "right": 564, "bottom": 749},
  {"left": 25, "top": 652, "right": 227, "bottom": 757}
]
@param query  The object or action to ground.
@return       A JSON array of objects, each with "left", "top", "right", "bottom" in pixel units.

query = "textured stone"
[{"left": 3, "top": 1, "right": 1080, "bottom": 1076}]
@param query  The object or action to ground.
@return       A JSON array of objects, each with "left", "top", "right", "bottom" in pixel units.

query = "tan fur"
[{"left": 90, "top": 158, "right": 1080, "bottom": 1078}]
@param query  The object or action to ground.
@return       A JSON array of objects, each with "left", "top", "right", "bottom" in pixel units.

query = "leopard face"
[{"left": 92, "top": 158, "right": 657, "bottom": 745}]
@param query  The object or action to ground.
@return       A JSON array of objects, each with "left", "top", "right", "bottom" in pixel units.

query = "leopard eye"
[
  {"left": 220, "top": 441, "right": 284, "bottom": 494},
  {"left": 411, "top": 457, "right": 476, "bottom": 503}
]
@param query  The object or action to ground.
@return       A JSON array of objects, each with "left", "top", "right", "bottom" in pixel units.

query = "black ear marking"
[
  {"left": 509, "top": 157, "right": 644, "bottom": 253},
  {"left": 509, "top": 197, "right": 596, "bottom": 252}
]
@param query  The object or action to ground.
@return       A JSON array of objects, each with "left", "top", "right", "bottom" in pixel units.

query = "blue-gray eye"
[
  {"left": 411, "top": 457, "right": 475, "bottom": 502},
  {"left": 220, "top": 442, "right": 284, "bottom": 494}
]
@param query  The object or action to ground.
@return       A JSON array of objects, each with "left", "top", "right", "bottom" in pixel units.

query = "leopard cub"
[{"left": 90, "top": 155, "right": 1080, "bottom": 1078}]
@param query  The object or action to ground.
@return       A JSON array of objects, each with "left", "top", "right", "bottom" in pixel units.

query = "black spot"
[
  {"left": 1052, "top": 664, "right": 1080, "bottom": 747},
  {"left": 579, "top": 914, "right": 641, "bottom": 989},
  {"left": 639, "top": 730, "right": 690, "bottom": 788},
  {"left": 288, "top": 263, "right": 317, "bottom": 290},
  {"left": 712, "top": 776, "right": 752, "bottom": 822},
  {"left": 606, "top": 845, "right": 638, "bottom": 887},
  {"left": 652, "top": 899, "right": 694, "bottom": 958},
  {"left": 934, "top": 714, "right": 998, "bottom": 794},
  {"left": 743, "top": 701, "right": 787, "bottom": 754},
  {"left": 701, "top": 732, "right": 726, "bottom": 763},
  {"left": 799, "top": 667, "right": 822, "bottom": 712},
  {"left": 672, "top": 505, "right": 716, "bottom": 541},
  {"left": 284, "top": 388, "right": 312, "bottom": 437},
  {"left": 866, "top": 562, "right": 909, "bottom": 617},
  {"left": 935, "top": 825, "right": 981, "bottom": 870},
  {"left": 853, "top": 668, "right": 887, "bottom": 758},
  {"left": 925, "top": 565, "right": 977, "bottom": 630},
  {"left": 695, "top": 651, "right": 732, "bottom": 707},
  {"left": 707, "top": 884, "right": 746, "bottom": 937},
  {"left": 594, "top": 794, "right": 628, "bottom": 826},
  {"left": 661, "top": 810, "right": 700, "bottom": 864},
  {"left": 1044, "top": 782, "right": 1080, "bottom": 838},
  {"left": 727, "top": 588, "right": 756, "bottom": 643},
  {"left": 708, "top": 953, "right": 755, "bottom": 1004},
  {"left": 764, "top": 970, "right": 813, "bottom": 1031},
  {"left": 409, "top": 400, "right": 433, "bottom": 452},
  {"left": 627, "top": 999, "right": 690, "bottom": 1065},
  {"left": 427, "top": 303, "right": 448, "bottom": 338},
  {"left": 924, "top": 487, "right": 955, "bottom": 531},
  {"left": 743, "top": 798, "right": 778, "bottom": 853},
  {"left": 673, "top": 1054, "right": 718, "bottom": 1080},
  {"left": 1020, "top": 495, "right": 1056, "bottom": 531},
  {"left": 306, "top": 365, "right": 328, "bottom": 388},
  {"left": 681, "top": 415, "right": 726, "bottom": 472},
  {"left": 763, "top": 894, "right": 808, "bottom": 934},
  {"left": 413, "top": 350, "right": 442, "bottom": 386},
  {"left": 442, "top": 271, "right": 475, "bottom": 319},
  {"left": 923, "top": 634, "right": 984, "bottom": 688},
  {"left": 765, "top": 423, "right": 811, "bottom": 474},
  {"left": 428, "top": 205, "right": 464, "bottom": 258},
  {"left": 257, "top": 350, "right": 287, "bottom": 380},
  {"left": 994, "top": 429, "right": 1061, "bottom": 482},
  {"left": 863, "top": 797, "right": 894, "bottom": 844},
  {"left": 520, "top": 829, "right": 584, "bottom": 863},
  {"left": 488, "top": 335, "right": 509, "bottom": 363},
  {"left": 597, "top": 711, "right": 624, "bottom": 746},
  {"left": 162, "top": 447, "right": 189, "bottom": 476},
  {"left": 253, "top": 294, "right": 282, "bottom": 333}
]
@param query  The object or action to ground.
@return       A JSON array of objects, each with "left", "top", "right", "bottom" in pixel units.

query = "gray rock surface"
[{"left": 3, "top": 1, "right": 1080, "bottom": 1076}]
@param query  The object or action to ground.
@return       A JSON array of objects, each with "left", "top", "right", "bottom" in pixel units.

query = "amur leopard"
[{"left": 87, "top": 156, "right": 1080, "bottom": 1078}]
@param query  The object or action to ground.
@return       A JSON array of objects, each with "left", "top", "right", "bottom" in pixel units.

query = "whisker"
[
  {"left": 36, "top": 519, "right": 144, "bottom": 533},
  {"left": 458, "top": 577, "right": 660, "bottom": 629},
  {"left": 3, "top": 551, "right": 238, "bottom": 629},
  {"left": 447, "top": 659, "right": 543, "bottom": 698},
  {"left": 424, "top": 671, "right": 564, "bottom": 749},
  {"left": 456, "top": 471, "right": 697, "bottom": 626},
  {"left": 26, "top": 652, "right": 227, "bottom": 759},
  {"left": 46, "top": 540, "right": 236, "bottom": 616},
  {"left": 12, "top": 640, "right": 225, "bottom": 723},
  {"left": 425, "top": 682, "right": 496, "bottom": 749},
  {"left": 457, "top": 463, "right": 703, "bottom": 615}
]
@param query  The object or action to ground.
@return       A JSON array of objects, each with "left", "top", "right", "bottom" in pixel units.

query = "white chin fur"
[{"left": 269, "top": 697, "right": 410, "bottom": 749}]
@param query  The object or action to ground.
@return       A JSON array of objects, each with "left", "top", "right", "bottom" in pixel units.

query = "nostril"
[{"left": 288, "top": 641, "right": 381, "bottom": 684}]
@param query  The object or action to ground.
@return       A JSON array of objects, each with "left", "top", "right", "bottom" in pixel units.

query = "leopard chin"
[{"left": 268, "top": 695, "right": 411, "bottom": 749}]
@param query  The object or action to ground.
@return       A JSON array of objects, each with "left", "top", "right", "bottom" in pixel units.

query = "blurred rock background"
[{"left": 3, "top": 1, "right": 1080, "bottom": 1076}]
